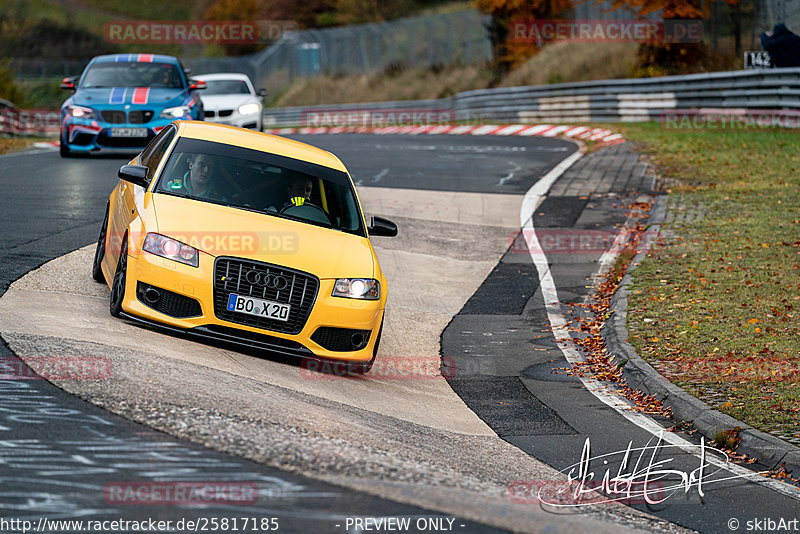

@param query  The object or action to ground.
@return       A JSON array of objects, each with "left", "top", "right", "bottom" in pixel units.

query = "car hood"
[
  {"left": 71, "top": 87, "right": 189, "bottom": 108},
  {"left": 150, "top": 194, "right": 374, "bottom": 279},
  {"left": 200, "top": 94, "right": 257, "bottom": 110}
]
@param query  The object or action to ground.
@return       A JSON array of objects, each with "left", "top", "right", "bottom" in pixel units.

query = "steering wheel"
[{"left": 280, "top": 202, "right": 332, "bottom": 225}]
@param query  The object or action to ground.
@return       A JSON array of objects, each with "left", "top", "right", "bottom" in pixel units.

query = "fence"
[
  {"left": 261, "top": 68, "right": 800, "bottom": 126},
  {"left": 247, "top": 10, "right": 492, "bottom": 97}
]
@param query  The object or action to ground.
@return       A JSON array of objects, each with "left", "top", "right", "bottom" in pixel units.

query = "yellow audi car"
[{"left": 93, "top": 120, "right": 397, "bottom": 373}]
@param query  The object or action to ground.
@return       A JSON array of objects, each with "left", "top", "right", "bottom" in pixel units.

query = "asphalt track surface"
[{"left": 0, "top": 135, "right": 796, "bottom": 533}]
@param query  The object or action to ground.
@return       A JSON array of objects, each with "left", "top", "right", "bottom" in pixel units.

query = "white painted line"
[{"left": 519, "top": 150, "right": 800, "bottom": 501}]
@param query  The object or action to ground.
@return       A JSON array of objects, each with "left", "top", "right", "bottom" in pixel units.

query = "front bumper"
[
  {"left": 119, "top": 249, "right": 382, "bottom": 363},
  {"left": 203, "top": 110, "right": 261, "bottom": 130},
  {"left": 61, "top": 117, "right": 174, "bottom": 153}
]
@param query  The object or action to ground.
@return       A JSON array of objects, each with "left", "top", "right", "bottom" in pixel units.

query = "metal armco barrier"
[{"left": 262, "top": 68, "right": 800, "bottom": 126}]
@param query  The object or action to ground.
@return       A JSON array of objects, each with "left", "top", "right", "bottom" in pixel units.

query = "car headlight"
[
  {"left": 238, "top": 103, "right": 260, "bottom": 116},
  {"left": 66, "top": 105, "right": 95, "bottom": 119},
  {"left": 159, "top": 106, "right": 191, "bottom": 119},
  {"left": 332, "top": 278, "right": 380, "bottom": 300},
  {"left": 142, "top": 233, "right": 199, "bottom": 267}
]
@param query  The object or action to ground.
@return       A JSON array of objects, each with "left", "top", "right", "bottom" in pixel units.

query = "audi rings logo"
[{"left": 244, "top": 270, "right": 289, "bottom": 290}]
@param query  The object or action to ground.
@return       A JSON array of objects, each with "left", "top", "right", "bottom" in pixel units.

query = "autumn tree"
[
  {"left": 601, "top": 0, "right": 742, "bottom": 76},
  {"left": 475, "top": 0, "right": 576, "bottom": 75},
  {"left": 204, "top": 0, "right": 261, "bottom": 56}
]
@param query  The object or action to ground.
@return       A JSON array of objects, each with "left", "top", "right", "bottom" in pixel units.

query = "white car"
[{"left": 199, "top": 73, "right": 265, "bottom": 131}]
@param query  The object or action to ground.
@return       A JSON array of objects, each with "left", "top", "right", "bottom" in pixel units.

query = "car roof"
[
  {"left": 197, "top": 73, "right": 252, "bottom": 81},
  {"left": 90, "top": 54, "right": 180, "bottom": 65},
  {"left": 175, "top": 121, "right": 347, "bottom": 173}
]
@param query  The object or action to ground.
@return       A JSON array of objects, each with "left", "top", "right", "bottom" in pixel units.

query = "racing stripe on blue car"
[{"left": 109, "top": 87, "right": 126, "bottom": 104}]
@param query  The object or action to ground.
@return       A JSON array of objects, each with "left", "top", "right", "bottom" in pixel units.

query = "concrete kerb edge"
[{"left": 603, "top": 195, "right": 800, "bottom": 477}]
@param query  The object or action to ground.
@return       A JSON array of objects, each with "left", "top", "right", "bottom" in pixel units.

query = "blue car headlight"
[{"left": 65, "top": 105, "right": 95, "bottom": 119}]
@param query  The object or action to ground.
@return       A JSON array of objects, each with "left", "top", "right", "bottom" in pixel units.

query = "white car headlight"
[
  {"left": 332, "top": 278, "right": 380, "bottom": 300},
  {"left": 159, "top": 106, "right": 191, "bottom": 119},
  {"left": 66, "top": 105, "right": 95, "bottom": 119},
  {"left": 238, "top": 103, "right": 260, "bottom": 116},
  {"left": 143, "top": 233, "right": 199, "bottom": 267}
]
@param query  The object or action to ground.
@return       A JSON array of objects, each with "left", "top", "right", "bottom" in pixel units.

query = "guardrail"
[{"left": 262, "top": 68, "right": 800, "bottom": 126}]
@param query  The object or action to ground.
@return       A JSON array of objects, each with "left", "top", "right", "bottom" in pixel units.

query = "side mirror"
[
  {"left": 188, "top": 78, "right": 206, "bottom": 91},
  {"left": 118, "top": 164, "right": 150, "bottom": 188},
  {"left": 257, "top": 88, "right": 267, "bottom": 98},
  {"left": 367, "top": 216, "right": 397, "bottom": 237},
  {"left": 61, "top": 77, "right": 76, "bottom": 90}
]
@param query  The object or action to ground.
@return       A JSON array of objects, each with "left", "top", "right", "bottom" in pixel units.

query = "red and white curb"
[{"left": 264, "top": 124, "right": 624, "bottom": 144}]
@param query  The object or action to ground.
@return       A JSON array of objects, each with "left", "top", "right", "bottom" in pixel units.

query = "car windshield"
[
  {"left": 203, "top": 80, "right": 251, "bottom": 95},
  {"left": 154, "top": 138, "right": 364, "bottom": 236},
  {"left": 81, "top": 62, "right": 183, "bottom": 89}
]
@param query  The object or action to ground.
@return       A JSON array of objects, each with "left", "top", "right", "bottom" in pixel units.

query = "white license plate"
[
  {"left": 226, "top": 293, "right": 290, "bottom": 322},
  {"left": 110, "top": 127, "right": 148, "bottom": 137}
]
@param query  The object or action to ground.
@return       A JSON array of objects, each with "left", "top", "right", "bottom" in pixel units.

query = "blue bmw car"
[{"left": 60, "top": 54, "right": 205, "bottom": 157}]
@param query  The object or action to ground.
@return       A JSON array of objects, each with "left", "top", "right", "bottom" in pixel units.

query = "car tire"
[
  {"left": 91, "top": 204, "right": 109, "bottom": 283},
  {"left": 59, "top": 136, "right": 72, "bottom": 158},
  {"left": 109, "top": 237, "right": 128, "bottom": 318}
]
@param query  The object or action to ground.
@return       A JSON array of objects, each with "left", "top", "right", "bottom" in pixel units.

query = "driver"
[
  {"left": 284, "top": 176, "right": 313, "bottom": 208},
  {"left": 164, "top": 154, "right": 227, "bottom": 202}
]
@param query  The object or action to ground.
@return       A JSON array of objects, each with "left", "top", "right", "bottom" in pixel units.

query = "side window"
[{"left": 141, "top": 127, "right": 177, "bottom": 180}]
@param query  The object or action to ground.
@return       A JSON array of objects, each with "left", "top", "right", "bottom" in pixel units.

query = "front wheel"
[
  {"left": 59, "top": 134, "right": 72, "bottom": 158},
  {"left": 109, "top": 238, "right": 128, "bottom": 317},
  {"left": 92, "top": 204, "right": 109, "bottom": 283}
]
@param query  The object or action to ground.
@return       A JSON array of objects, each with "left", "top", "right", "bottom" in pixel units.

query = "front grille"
[
  {"left": 96, "top": 131, "right": 154, "bottom": 148},
  {"left": 311, "top": 327, "right": 371, "bottom": 352},
  {"left": 213, "top": 258, "right": 319, "bottom": 335},
  {"left": 218, "top": 109, "right": 234, "bottom": 117},
  {"left": 137, "top": 282, "right": 202, "bottom": 318},
  {"left": 205, "top": 110, "right": 216, "bottom": 118},
  {"left": 128, "top": 110, "right": 154, "bottom": 124},
  {"left": 100, "top": 110, "right": 126, "bottom": 123}
]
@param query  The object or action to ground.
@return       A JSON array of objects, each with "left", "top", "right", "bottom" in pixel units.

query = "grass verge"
[
  {"left": 0, "top": 136, "right": 43, "bottom": 154},
  {"left": 616, "top": 122, "right": 800, "bottom": 445}
]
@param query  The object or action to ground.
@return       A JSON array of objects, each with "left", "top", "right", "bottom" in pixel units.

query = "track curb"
[{"left": 603, "top": 195, "right": 800, "bottom": 478}]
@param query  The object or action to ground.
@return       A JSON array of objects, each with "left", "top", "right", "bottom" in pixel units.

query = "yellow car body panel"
[{"left": 100, "top": 121, "right": 390, "bottom": 365}]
